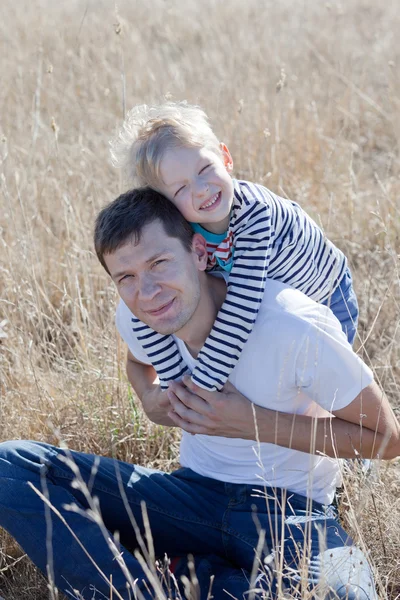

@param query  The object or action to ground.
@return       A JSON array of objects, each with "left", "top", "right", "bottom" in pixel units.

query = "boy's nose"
[{"left": 195, "top": 180, "right": 209, "bottom": 198}]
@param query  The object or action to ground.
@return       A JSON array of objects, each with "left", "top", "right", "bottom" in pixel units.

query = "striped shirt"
[
  {"left": 128, "top": 180, "right": 347, "bottom": 391},
  {"left": 190, "top": 225, "right": 234, "bottom": 272}
]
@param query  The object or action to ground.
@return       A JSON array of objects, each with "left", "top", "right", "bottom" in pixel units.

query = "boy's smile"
[
  {"left": 158, "top": 144, "right": 234, "bottom": 234},
  {"left": 199, "top": 191, "right": 222, "bottom": 211}
]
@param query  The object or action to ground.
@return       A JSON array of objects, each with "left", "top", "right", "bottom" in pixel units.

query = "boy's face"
[{"left": 158, "top": 144, "right": 234, "bottom": 233}]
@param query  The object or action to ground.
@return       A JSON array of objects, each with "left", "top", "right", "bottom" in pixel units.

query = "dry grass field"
[{"left": 0, "top": 0, "right": 399, "bottom": 598}]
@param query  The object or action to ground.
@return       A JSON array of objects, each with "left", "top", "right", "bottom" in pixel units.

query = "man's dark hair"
[{"left": 94, "top": 187, "right": 195, "bottom": 274}]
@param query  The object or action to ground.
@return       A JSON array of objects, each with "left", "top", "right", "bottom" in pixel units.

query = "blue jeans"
[
  {"left": 322, "top": 268, "right": 359, "bottom": 345},
  {"left": 0, "top": 441, "right": 376, "bottom": 599}
]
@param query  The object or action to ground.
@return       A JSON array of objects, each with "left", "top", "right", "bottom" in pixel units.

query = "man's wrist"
[
  {"left": 250, "top": 404, "right": 274, "bottom": 443},
  {"left": 141, "top": 386, "right": 176, "bottom": 427},
  {"left": 141, "top": 385, "right": 160, "bottom": 414}
]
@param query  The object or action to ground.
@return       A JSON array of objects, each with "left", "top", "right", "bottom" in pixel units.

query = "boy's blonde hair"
[{"left": 110, "top": 101, "right": 221, "bottom": 190}]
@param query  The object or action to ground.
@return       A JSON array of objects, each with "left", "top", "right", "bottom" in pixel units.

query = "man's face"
[{"left": 104, "top": 220, "right": 205, "bottom": 335}]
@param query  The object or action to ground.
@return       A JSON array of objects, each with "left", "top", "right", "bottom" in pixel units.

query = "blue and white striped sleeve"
[
  {"left": 115, "top": 299, "right": 190, "bottom": 389},
  {"left": 191, "top": 183, "right": 275, "bottom": 390}
]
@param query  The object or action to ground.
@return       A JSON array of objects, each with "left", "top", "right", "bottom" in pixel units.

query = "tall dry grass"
[{"left": 0, "top": 0, "right": 399, "bottom": 597}]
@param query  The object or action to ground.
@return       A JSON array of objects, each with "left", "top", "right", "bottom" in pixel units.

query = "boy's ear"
[
  {"left": 219, "top": 142, "right": 233, "bottom": 173},
  {"left": 191, "top": 233, "right": 208, "bottom": 271}
]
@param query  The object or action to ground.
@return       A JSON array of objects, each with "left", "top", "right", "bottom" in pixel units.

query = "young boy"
[{"left": 110, "top": 101, "right": 358, "bottom": 392}]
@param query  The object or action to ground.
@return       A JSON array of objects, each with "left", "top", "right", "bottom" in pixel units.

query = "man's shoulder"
[
  {"left": 259, "top": 278, "right": 311, "bottom": 315},
  {"left": 115, "top": 300, "right": 152, "bottom": 364},
  {"left": 257, "top": 279, "right": 340, "bottom": 337},
  {"left": 115, "top": 299, "right": 135, "bottom": 341},
  {"left": 115, "top": 298, "right": 130, "bottom": 327}
]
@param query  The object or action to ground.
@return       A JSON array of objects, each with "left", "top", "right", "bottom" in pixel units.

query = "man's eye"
[
  {"left": 199, "top": 164, "right": 211, "bottom": 174},
  {"left": 119, "top": 274, "right": 134, "bottom": 283},
  {"left": 174, "top": 185, "right": 185, "bottom": 197},
  {"left": 152, "top": 259, "right": 166, "bottom": 268}
]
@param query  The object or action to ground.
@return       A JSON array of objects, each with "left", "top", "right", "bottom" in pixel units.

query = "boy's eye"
[
  {"left": 174, "top": 185, "right": 185, "bottom": 197},
  {"left": 199, "top": 164, "right": 211, "bottom": 174}
]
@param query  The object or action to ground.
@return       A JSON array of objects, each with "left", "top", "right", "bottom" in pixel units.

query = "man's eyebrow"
[
  {"left": 145, "top": 250, "right": 170, "bottom": 264},
  {"left": 111, "top": 250, "right": 170, "bottom": 280}
]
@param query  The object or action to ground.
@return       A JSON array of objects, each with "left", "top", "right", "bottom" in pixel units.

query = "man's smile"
[{"left": 145, "top": 298, "right": 176, "bottom": 317}]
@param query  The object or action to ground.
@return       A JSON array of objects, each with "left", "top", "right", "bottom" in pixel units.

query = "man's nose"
[{"left": 138, "top": 274, "right": 161, "bottom": 300}]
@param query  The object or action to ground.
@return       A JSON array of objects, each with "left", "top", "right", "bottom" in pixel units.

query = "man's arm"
[
  {"left": 126, "top": 350, "right": 176, "bottom": 427},
  {"left": 166, "top": 377, "right": 400, "bottom": 460}
]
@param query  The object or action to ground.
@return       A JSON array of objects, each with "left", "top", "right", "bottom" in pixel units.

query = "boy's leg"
[
  {"left": 323, "top": 267, "right": 359, "bottom": 346},
  {"left": 0, "top": 440, "right": 225, "bottom": 599}
]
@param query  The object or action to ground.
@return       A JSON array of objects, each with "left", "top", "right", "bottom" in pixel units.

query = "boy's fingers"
[
  {"left": 222, "top": 381, "right": 236, "bottom": 393},
  {"left": 182, "top": 374, "right": 192, "bottom": 386},
  {"left": 183, "top": 374, "right": 202, "bottom": 394},
  {"left": 182, "top": 375, "right": 221, "bottom": 402}
]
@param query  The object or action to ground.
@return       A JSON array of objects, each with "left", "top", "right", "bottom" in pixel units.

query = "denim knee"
[
  {"left": 327, "top": 584, "right": 373, "bottom": 600},
  {"left": 0, "top": 439, "right": 29, "bottom": 467},
  {"left": 319, "top": 546, "right": 377, "bottom": 600},
  {"left": 0, "top": 439, "right": 52, "bottom": 483}
]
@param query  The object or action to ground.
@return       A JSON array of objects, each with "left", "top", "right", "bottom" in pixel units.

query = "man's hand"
[
  {"left": 129, "top": 349, "right": 400, "bottom": 459},
  {"left": 167, "top": 376, "right": 258, "bottom": 438},
  {"left": 142, "top": 385, "right": 175, "bottom": 426},
  {"left": 168, "top": 376, "right": 400, "bottom": 460},
  {"left": 126, "top": 351, "right": 176, "bottom": 427}
]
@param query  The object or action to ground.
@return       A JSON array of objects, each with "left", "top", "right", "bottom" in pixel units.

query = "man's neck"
[{"left": 175, "top": 273, "right": 227, "bottom": 358}]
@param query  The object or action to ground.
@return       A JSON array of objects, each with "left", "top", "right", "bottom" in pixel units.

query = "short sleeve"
[
  {"left": 115, "top": 300, "right": 152, "bottom": 365},
  {"left": 295, "top": 307, "right": 374, "bottom": 412}
]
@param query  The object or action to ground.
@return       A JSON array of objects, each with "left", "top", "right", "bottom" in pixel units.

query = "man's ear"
[
  {"left": 191, "top": 233, "right": 208, "bottom": 271},
  {"left": 219, "top": 142, "right": 234, "bottom": 173}
]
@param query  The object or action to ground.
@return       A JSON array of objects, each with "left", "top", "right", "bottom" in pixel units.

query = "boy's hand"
[{"left": 167, "top": 376, "right": 258, "bottom": 439}]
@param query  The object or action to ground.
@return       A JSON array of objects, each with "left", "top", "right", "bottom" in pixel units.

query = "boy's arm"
[
  {"left": 191, "top": 189, "right": 274, "bottom": 390},
  {"left": 115, "top": 298, "right": 188, "bottom": 394},
  {"left": 126, "top": 350, "right": 176, "bottom": 427},
  {"left": 166, "top": 378, "right": 400, "bottom": 460}
]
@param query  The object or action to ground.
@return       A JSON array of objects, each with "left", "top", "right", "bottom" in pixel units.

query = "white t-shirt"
[{"left": 116, "top": 277, "right": 373, "bottom": 505}]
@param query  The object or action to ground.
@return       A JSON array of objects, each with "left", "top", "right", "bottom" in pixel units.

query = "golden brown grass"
[{"left": 0, "top": 0, "right": 399, "bottom": 597}]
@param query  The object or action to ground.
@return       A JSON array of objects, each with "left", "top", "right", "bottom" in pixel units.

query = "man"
[{"left": 0, "top": 188, "right": 398, "bottom": 599}]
